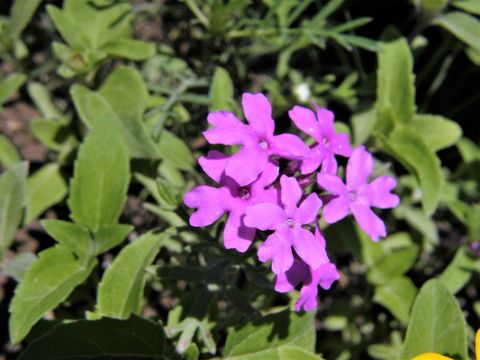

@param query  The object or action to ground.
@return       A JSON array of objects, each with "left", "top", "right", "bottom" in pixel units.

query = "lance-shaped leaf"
[
  {"left": 374, "top": 276, "right": 417, "bottom": 325},
  {"left": 9, "top": 246, "right": 96, "bottom": 344},
  {"left": 0, "top": 73, "right": 26, "bottom": 106},
  {"left": 400, "top": 279, "right": 468, "bottom": 359},
  {"left": 17, "top": 316, "right": 166, "bottom": 360},
  {"left": 410, "top": 114, "right": 462, "bottom": 152},
  {"left": 0, "top": 162, "right": 27, "bottom": 258},
  {"left": 434, "top": 12, "right": 480, "bottom": 53},
  {"left": 25, "top": 163, "right": 67, "bottom": 224},
  {"left": 209, "top": 66, "right": 235, "bottom": 112},
  {"left": 376, "top": 29, "right": 416, "bottom": 133},
  {"left": 68, "top": 121, "right": 130, "bottom": 232},
  {"left": 96, "top": 231, "right": 167, "bottom": 318},
  {"left": 0, "top": 135, "right": 20, "bottom": 167},
  {"left": 41, "top": 220, "right": 91, "bottom": 260}
]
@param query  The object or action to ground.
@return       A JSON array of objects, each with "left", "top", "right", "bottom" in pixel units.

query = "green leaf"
[
  {"left": 103, "top": 38, "right": 156, "bottom": 60},
  {"left": 41, "top": 220, "right": 90, "bottom": 259},
  {"left": 47, "top": 5, "right": 90, "bottom": 49},
  {"left": 433, "top": 12, "right": 480, "bottom": 52},
  {"left": 93, "top": 223, "right": 132, "bottom": 255},
  {"left": 9, "top": 246, "right": 96, "bottom": 344},
  {"left": 393, "top": 205, "right": 439, "bottom": 246},
  {"left": 68, "top": 121, "right": 130, "bottom": 232},
  {"left": 0, "top": 134, "right": 20, "bottom": 167},
  {"left": 96, "top": 231, "right": 167, "bottom": 319},
  {"left": 374, "top": 276, "right": 417, "bottom": 325},
  {"left": 351, "top": 108, "right": 377, "bottom": 146},
  {"left": 209, "top": 66, "right": 235, "bottom": 111},
  {"left": 400, "top": 279, "right": 468, "bottom": 359},
  {"left": 223, "top": 309, "right": 316, "bottom": 359},
  {"left": 25, "top": 164, "right": 67, "bottom": 224},
  {"left": 71, "top": 67, "right": 159, "bottom": 159},
  {"left": 0, "top": 73, "right": 26, "bottom": 105},
  {"left": 439, "top": 247, "right": 476, "bottom": 294},
  {"left": 420, "top": 0, "right": 448, "bottom": 12},
  {"left": 27, "top": 82, "right": 62, "bottom": 119},
  {"left": 376, "top": 29, "right": 416, "bottom": 133},
  {"left": 451, "top": 0, "right": 480, "bottom": 15},
  {"left": 385, "top": 127, "right": 443, "bottom": 215},
  {"left": 8, "top": 0, "right": 42, "bottom": 39},
  {"left": 410, "top": 114, "right": 462, "bottom": 151},
  {"left": 0, "top": 162, "right": 27, "bottom": 258},
  {"left": 18, "top": 315, "right": 166, "bottom": 360},
  {"left": 157, "top": 129, "right": 193, "bottom": 171}
]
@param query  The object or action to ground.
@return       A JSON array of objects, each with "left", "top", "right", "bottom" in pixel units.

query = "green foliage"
[
  {"left": 209, "top": 66, "right": 235, "bottom": 111},
  {"left": 400, "top": 280, "right": 468, "bottom": 359},
  {"left": 0, "top": 135, "right": 20, "bottom": 168},
  {"left": 0, "top": 73, "right": 26, "bottom": 106},
  {"left": 224, "top": 310, "right": 316, "bottom": 359},
  {"left": 0, "top": 162, "right": 27, "bottom": 259},
  {"left": 9, "top": 246, "right": 97, "bottom": 344},
  {"left": 17, "top": 316, "right": 166, "bottom": 360},
  {"left": 68, "top": 122, "right": 130, "bottom": 232},
  {"left": 96, "top": 231, "right": 167, "bottom": 319}
]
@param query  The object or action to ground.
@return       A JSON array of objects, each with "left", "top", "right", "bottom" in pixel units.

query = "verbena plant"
[{"left": 0, "top": 0, "right": 479, "bottom": 359}]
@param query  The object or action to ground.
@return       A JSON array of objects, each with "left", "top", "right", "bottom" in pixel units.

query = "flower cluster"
[{"left": 184, "top": 93, "right": 399, "bottom": 311}]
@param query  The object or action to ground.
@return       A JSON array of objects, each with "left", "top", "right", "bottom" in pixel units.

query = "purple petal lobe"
[
  {"left": 257, "top": 230, "right": 294, "bottom": 274},
  {"left": 280, "top": 176, "right": 302, "bottom": 216},
  {"left": 346, "top": 146, "right": 374, "bottom": 191},
  {"left": 315, "top": 263, "right": 341, "bottom": 290},
  {"left": 314, "top": 107, "right": 335, "bottom": 131},
  {"left": 223, "top": 212, "right": 255, "bottom": 252},
  {"left": 317, "top": 173, "right": 347, "bottom": 196},
  {"left": 296, "top": 193, "right": 322, "bottom": 225},
  {"left": 270, "top": 133, "right": 309, "bottom": 159},
  {"left": 320, "top": 153, "right": 338, "bottom": 175},
  {"left": 350, "top": 202, "right": 386, "bottom": 241},
  {"left": 333, "top": 133, "right": 353, "bottom": 157},
  {"left": 242, "top": 93, "right": 275, "bottom": 136},
  {"left": 322, "top": 196, "right": 350, "bottom": 224},
  {"left": 225, "top": 147, "right": 268, "bottom": 186},
  {"left": 275, "top": 260, "right": 310, "bottom": 293},
  {"left": 198, "top": 150, "right": 229, "bottom": 183},
  {"left": 293, "top": 227, "right": 328, "bottom": 270},
  {"left": 289, "top": 105, "right": 320, "bottom": 139},
  {"left": 203, "top": 111, "right": 251, "bottom": 145},
  {"left": 184, "top": 186, "right": 228, "bottom": 226},
  {"left": 369, "top": 176, "right": 400, "bottom": 209},
  {"left": 300, "top": 149, "right": 323, "bottom": 175},
  {"left": 244, "top": 202, "right": 286, "bottom": 230}
]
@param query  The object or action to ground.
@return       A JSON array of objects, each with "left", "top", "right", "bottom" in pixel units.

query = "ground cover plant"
[{"left": 0, "top": 0, "right": 480, "bottom": 359}]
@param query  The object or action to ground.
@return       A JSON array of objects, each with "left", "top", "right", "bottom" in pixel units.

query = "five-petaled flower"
[{"left": 317, "top": 146, "right": 399, "bottom": 241}]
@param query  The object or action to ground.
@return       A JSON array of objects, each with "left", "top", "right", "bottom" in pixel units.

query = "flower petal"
[
  {"left": 183, "top": 186, "right": 229, "bottom": 226},
  {"left": 275, "top": 260, "right": 310, "bottom": 293},
  {"left": 317, "top": 173, "right": 347, "bottom": 196},
  {"left": 258, "top": 230, "right": 294, "bottom": 274},
  {"left": 322, "top": 196, "right": 350, "bottom": 224},
  {"left": 314, "top": 106, "right": 335, "bottom": 132},
  {"left": 242, "top": 93, "right": 275, "bottom": 136},
  {"left": 296, "top": 193, "right": 322, "bottom": 225},
  {"left": 289, "top": 105, "right": 321, "bottom": 140},
  {"left": 313, "top": 262, "right": 340, "bottom": 290},
  {"left": 225, "top": 146, "right": 269, "bottom": 186},
  {"left": 320, "top": 153, "right": 338, "bottom": 175},
  {"left": 270, "top": 133, "right": 309, "bottom": 159},
  {"left": 198, "top": 150, "right": 229, "bottom": 183},
  {"left": 223, "top": 212, "right": 255, "bottom": 253},
  {"left": 280, "top": 175, "right": 302, "bottom": 216},
  {"left": 293, "top": 227, "right": 328, "bottom": 270},
  {"left": 300, "top": 149, "right": 323, "bottom": 175},
  {"left": 350, "top": 202, "right": 386, "bottom": 241},
  {"left": 244, "top": 202, "right": 286, "bottom": 230},
  {"left": 203, "top": 111, "right": 252, "bottom": 146},
  {"left": 295, "top": 280, "right": 318, "bottom": 312},
  {"left": 368, "top": 176, "right": 400, "bottom": 209},
  {"left": 346, "top": 146, "right": 373, "bottom": 191},
  {"left": 333, "top": 133, "right": 353, "bottom": 157}
]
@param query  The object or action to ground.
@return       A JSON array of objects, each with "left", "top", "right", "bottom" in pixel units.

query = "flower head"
[
  {"left": 203, "top": 93, "right": 309, "bottom": 186},
  {"left": 244, "top": 175, "right": 324, "bottom": 273},
  {"left": 317, "top": 146, "right": 399, "bottom": 241},
  {"left": 184, "top": 150, "right": 279, "bottom": 252},
  {"left": 275, "top": 226, "right": 340, "bottom": 311},
  {"left": 289, "top": 105, "right": 352, "bottom": 175}
]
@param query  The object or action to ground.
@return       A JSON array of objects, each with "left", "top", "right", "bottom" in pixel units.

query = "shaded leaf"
[
  {"left": 209, "top": 66, "right": 235, "bottom": 111},
  {"left": 374, "top": 276, "right": 417, "bottom": 325},
  {"left": 18, "top": 315, "right": 166, "bottom": 360},
  {"left": 41, "top": 220, "right": 90, "bottom": 259},
  {"left": 410, "top": 114, "right": 462, "bottom": 151},
  {"left": 439, "top": 247, "right": 476, "bottom": 294},
  {"left": 8, "top": 0, "right": 42, "bottom": 39},
  {"left": 0, "top": 73, "right": 26, "bottom": 105},
  {"left": 434, "top": 12, "right": 480, "bottom": 52},
  {"left": 0, "top": 135, "right": 20, "bottom": 167}
]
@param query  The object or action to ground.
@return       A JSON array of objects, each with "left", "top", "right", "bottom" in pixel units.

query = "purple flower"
[
  {"left": 244, "top": 175, "right": 324, "bottom": 274},
  {"left": 317, "top": 146, "right": 400, "bottom": 241},
  {"left": 275, "top": 226, "right": 340, "bottom": 311},
  {"left": 203, "top": 93, "right": 309, "bottom": 186},
  {"left": 289, "top": 105, "right": 352, "bottom": 175},
  {"left": 184, "top": 150, "right": 279, "bottom": 252}
]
